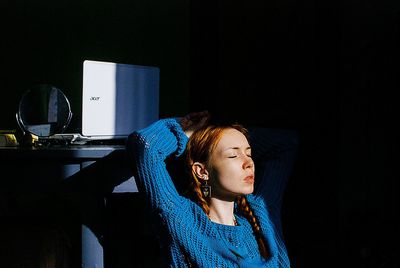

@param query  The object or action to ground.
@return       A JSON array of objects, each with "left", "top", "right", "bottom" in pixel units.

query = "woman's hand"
[{"left": 180, "top": 111, "right": 210, "bottom": 138}]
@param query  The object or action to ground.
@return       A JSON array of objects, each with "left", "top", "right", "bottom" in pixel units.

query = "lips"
[{"left": 244, "top": 175, "right": 254, "bottom": 183}]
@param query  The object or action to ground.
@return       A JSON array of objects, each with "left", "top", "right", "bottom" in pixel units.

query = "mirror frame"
[{"left": 16, "top": 84, "right": 73, "bottom": 137}]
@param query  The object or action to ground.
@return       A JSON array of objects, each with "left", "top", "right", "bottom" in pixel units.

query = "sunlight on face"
[{"left": 208, "top": 128, "right": 255, "bottom": 201}]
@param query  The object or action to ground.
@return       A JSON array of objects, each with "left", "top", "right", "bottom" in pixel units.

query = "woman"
[{"left": 126, "top": 111, "right": 298, "bottom": 267}]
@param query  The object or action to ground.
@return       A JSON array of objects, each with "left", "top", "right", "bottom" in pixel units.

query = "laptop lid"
[{"left": 82, "top": 60, "right": 160, "bottom": 139}]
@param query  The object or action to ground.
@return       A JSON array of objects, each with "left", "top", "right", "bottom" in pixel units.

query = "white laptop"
[
  {"left": 51, "top": 60, "right": 160, "bottom": 143},
  {"left": 82, "top": 59, "right": 160, "bottom": 140}
]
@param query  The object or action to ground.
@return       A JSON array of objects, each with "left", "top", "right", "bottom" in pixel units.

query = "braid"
[{"left": 236, "top": 196, "right": 270, "bottom": 259}]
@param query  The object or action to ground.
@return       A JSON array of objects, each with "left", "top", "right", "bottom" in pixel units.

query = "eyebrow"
[{"left": 223, "top": 146, "right": 251, "bottom": 152}]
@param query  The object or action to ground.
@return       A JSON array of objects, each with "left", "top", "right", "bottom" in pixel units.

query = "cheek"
[
  {"left": 209, "top": 162, "right": 232, "bottom": 178},
  {"left": 209, "top": 164, "right": 239, "bottom": 186}
]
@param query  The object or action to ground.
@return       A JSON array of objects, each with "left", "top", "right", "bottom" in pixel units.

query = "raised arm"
[
  {"left": 249, "top": 127, "right": 299, "bottom": 222},
  {"left": 126, "top": 118, "right": 189, "bottom": 211},
  {"left": 126, "top": 111, "right": 210, "bottom": 212}
]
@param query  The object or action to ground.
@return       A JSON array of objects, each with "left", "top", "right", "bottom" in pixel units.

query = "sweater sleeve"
[
  {"left": 249, "top": 128, "right": 299, "bottom": 226},
  {"left": 126, "top": 118, "right": 189, "bottom": 212}
]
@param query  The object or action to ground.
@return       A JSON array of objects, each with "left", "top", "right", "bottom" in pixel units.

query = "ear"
[{"left": 191, "top": 162, "right": 209, "bottom": 180}]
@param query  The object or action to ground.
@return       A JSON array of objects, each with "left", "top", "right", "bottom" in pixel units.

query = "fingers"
[
  {"left": 188, "top": 110, "right": 210, "bottom": 124},
  {"left": 182, "top": 111, "right": 210, "bottom": 126},
  {"left": 180, "top": 110, "right": 211, "bottom": 137}
]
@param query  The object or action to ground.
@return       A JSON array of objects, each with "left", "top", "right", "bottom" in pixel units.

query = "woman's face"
[{"left": 207, "top": 128, "right": 255, "bottom": 201}]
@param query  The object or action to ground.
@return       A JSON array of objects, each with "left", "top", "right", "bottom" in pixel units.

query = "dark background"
[{"left": 1, "top": 0, "right": 399, "bottom": 267}]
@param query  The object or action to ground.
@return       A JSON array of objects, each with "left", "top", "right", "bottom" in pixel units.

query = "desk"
[{"left": 0, "top": 145, "right": 146, "bottom": 268}]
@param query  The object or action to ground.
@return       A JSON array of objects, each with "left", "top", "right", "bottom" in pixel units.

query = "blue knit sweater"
[{"left": 126, "top": 118, "right": 298, "bottom": 268}]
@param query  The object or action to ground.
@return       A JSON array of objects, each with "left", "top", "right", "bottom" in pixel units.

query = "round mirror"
[{"left": 16, "top": 84, "right": 73, "bottom": 137}]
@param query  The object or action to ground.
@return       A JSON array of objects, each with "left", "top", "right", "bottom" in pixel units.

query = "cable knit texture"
[{"left": 126, "top": 118, "right": 298, "bottom": 268}]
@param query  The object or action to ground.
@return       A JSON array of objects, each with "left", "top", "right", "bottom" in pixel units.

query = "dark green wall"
[{"left": 190, "top": 1, "right": 400, "bottom": 267}]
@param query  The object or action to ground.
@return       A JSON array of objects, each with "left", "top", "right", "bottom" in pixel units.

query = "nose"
[{"left": 243, "top": 157, "right": 254, "bottom": 170}]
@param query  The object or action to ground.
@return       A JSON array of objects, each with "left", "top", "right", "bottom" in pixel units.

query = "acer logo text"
[{"left": 90, "top": 97, "right": 100, "bottom": 101}]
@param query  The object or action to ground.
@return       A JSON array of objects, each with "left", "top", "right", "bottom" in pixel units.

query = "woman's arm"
[
  {"left": 126, "top": 118, "right": 189, "bottom": 211},
  {"left": 126, "top": 111, "right": 210, "bottom": 212},
  {"left": 249, "top": 127, "right": 299, "bottom": 223}
]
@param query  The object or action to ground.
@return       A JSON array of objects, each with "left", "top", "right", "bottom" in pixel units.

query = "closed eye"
[{"left": 228, "top": 154, "right": 251, "bottom": 158}]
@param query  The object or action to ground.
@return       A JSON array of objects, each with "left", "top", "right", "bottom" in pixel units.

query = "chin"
[{"left": 242, "top": 186, "right": 254, "bottom": 195}]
